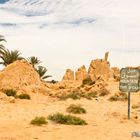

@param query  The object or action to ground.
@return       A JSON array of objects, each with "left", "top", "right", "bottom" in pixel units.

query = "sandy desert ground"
[{"left": 0, "top": 81, "right": 140, "bottom": 140}]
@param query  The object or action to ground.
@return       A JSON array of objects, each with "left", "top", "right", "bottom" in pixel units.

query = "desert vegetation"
[
  {"left": 108, "top": 92, "right": 128, "bottom": 101},
  {"left": 48, "top": 113, "right": 87, "bottom": 125},
  {"left": 59, "top": 92, "right": 81, "bottom": 100},
  {"left": 0, "top": 36, "right": 51, "bottom": 81},
  {"left": 3, "top": 89, "right": 31, "bottom": 100},
  {"left": 131, "top": 103, "right": 140, "bottom": 109},
  {"left": 66, "top": 104, "right": 86, "bottom": 114},
  {"left": 28, "top": 56, "right": 52, "bottom": 80},
  {"left": 99, "top": 88, "right": 110, "bottom": 96},
  {"left": 0, "top": 49, "right": 23, "bottom": 66},
  {"left": 58, "top": 91, "right": 98, "bottom": 100},
  {"left": 3, "top": 89, "right": 17, "bottom": 97},
  {"left": 17, "top": 93, "right": 31, "bottom": 100},
  {"left": 82, "top": 76, "right": 95, "bottom": 86},
  {"left": 30, "top": 117, "right": 48, "bottom": 126}
]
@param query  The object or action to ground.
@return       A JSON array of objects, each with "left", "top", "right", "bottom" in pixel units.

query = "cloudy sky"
[{"left": 0, "top": 0, "right": 140, "bottom": 80}]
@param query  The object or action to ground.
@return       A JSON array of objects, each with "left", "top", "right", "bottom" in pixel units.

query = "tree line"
[{"left": 0, "top": 35, "right": 52, "bottom": 80}]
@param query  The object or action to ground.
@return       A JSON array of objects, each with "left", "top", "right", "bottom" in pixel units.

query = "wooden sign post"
[{"left": 119, "top": 68, "right": 140, "bottom": 120}]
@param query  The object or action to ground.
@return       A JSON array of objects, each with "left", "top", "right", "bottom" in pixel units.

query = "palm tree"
[
  {"left": 36, "top": 66, "right": 52, "bottom": 80},
  {"left": 0, "top": 35, "right": 6, "bottom": 54},
  {"left": 28, "top": 56, "right": 41, "bottom": 68},
  {"left": 28, "top": 56, "right": 52, "bottom": 80},
  {"left": 0, "top": 49, "right": 24, "bottom": 66},
  {"left": 0, "top": 36, "right": 24, "bottom": 66},
  {"left": 0, "top": 35, "right": 6, "bottom": 43}
]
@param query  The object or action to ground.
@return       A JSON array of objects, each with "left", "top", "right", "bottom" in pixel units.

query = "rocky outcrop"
[
  {"left": 110, "top": 67, "right": 120, "bottom": 81},
  {"left": 104, "top": 52, "right": 109, "bottom": 61},
  {"left": 0, "top": 60, "right": 41, "bottom": 90},
  {"left": 62, "top": 69, "right": 74, "bottom": 80},
  {"left": 62, "top": 52, "right": 111, "bottom": 82},
  {"left": 75, "top": 65, "right": 88, "bottom": 81},
  {"left": 88, "top": 52, "right": 110, "bottom": 81}
]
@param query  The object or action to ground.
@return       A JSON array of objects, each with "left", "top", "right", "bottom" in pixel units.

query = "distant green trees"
[
  {"left": 0, "top": 35, "right": 52, "bottom": 80},
  {"left": 0, "top": 35, "right": 6, "bottom": 53},
  {"left": 0, "top": 49, "right": 23, "bottom": 66},
  {"left": 36, "top": 66, "right": 52, "bottom": 80},
  {"left": 0, "top": 35, "right": 6, "bottom": 45},
  {"left": 28, "top": 56, "right": 41, "bottom": 68},
  {"left": 0, "top": 36, "right": 24, "bottom": 66},
  {"left": 28, "top": 56, "right": 52, "bottom": 80}
]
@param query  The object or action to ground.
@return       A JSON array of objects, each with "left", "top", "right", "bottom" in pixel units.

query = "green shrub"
[
  {"left": 66, "top": 104, "right": 86, "bottom": 114},
  {"left": 30, "top": 117, "right": 48, "bottom": 126},
  {"left": 59, "top": 92, "right": 81, "bottom": 100},
  {"left": 4, "top": 89, "right": 17, "bottom": 97},
  {"left": 119, "top": 92, "right": 128, "bottom": 100},
  {"left": 99, "top": 88, "right": 110, "bottom": 96},
  {"left": 108, "top": 92, "right": 127, "bottom": 102},
  {"left": 48, "top": 113, "right": 87, "bottom": 125},
  {"left": 82, "top": 92, "right": 98, "bottom": 99},
  {"left": 132, "top": 104, "right": 140, "bottom": 109},
  {"left": 108, "top": 95, "right": 118, "bottom": 101},
  {"left": 59, "top": 91, "right": 98, "bottom": 100},
  {"left": 82, "top": 76, "right": 95, "bottom": 86},
  {"left": 18, "top": 93, "right": 31, "bottom": 100}
]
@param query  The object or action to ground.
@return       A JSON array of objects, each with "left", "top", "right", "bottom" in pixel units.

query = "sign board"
[
  {"left": 119, "top": 68, "right": 140, "bottom": 92},
  {"left": 119, "top": 68, "right": 140, "bottom": 120}
]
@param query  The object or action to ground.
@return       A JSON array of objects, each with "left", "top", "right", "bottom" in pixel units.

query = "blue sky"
[{"left": 0, "top": 0, "right": 140, "bottom": 80}]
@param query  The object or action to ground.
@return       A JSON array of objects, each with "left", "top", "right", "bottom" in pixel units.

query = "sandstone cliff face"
[
  {"left": 110, "top": 67, "right": 120, "bottom": 81},
  {"left": 0, "top": 60, "right": 41, "bottom": 90},
  {"left": 75, "top": 65, "right": 88, "bottom": 81},
  {"left": 88, "top": 59, "right": 110, "bottom": 81},
  {"left": 62, "top": 69, "right": 74, "bottom": 80}
]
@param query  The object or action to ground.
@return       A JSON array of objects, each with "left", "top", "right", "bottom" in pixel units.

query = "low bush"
[
  {"left": 119, "top": 92, "right": 128, "bottom": 100},
  {"left": 132, "top": 104, "right": 140, "bottom": 109},
  {"left": 108, "top": 95, "right": 118, "bottom": 101},
  {"left": 82, "top": 92, "right": 98, "bottom": 99},
  {"left": 66, "top": 104, "right": 86, "bottom": 114},
  {"left": 99, "top": 88, "right": 110, "bottom": 96},
  {"left": 59, "top": 92, "right": 81, "bottom": 100},
  {"left": 108, "top": 92, "right": 127, "bottom": 101},
  {"left": 18, "top": 93, "right": 31, "bottom": 100},
  {"left": 48, "top": 113, "right": 87, "bottom": 125},
  {"left": 82, "top": 76, "right": 95, "bottom": 86},
  {"left": 59, "top": 91, "right": 98, "bottom": 100},
  {"left": 30, "top": 117, "right": 48, "bottom": 126},
  {"left": 4, "top": 89, "right": 17, "bottom": 97}
]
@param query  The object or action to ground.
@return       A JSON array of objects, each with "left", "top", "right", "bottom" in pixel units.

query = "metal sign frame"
[{"left": 119, "top": 68, "right": 140, "bottom": 119}]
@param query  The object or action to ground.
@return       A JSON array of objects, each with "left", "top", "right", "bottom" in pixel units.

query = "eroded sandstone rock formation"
[
  {"left": 0, "top": 60, "right": 41, "bottom": 90},
  {"left": 88, "top": 53, "right": 110, "bottom": 81},
  {"left": 62, "top": 69, "right": 74, "bottom": 80},
  {"left": 75, "top": 65, "right": 88, "bottom": 81},
  {"left": 62, "top": 52, "right": 120, "bottom": 82},
  {"left": 110, "top": 67, "right": 120, "bottom": 81}
]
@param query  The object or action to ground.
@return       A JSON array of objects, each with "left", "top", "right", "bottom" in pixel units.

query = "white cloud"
[{"left": 0, "top": 0, "right": 140, "bottom": 80}]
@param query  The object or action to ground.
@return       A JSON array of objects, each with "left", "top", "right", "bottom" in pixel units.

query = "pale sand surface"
[{"left": 0, "top": 82, "right": 140, "bottom": 140}]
